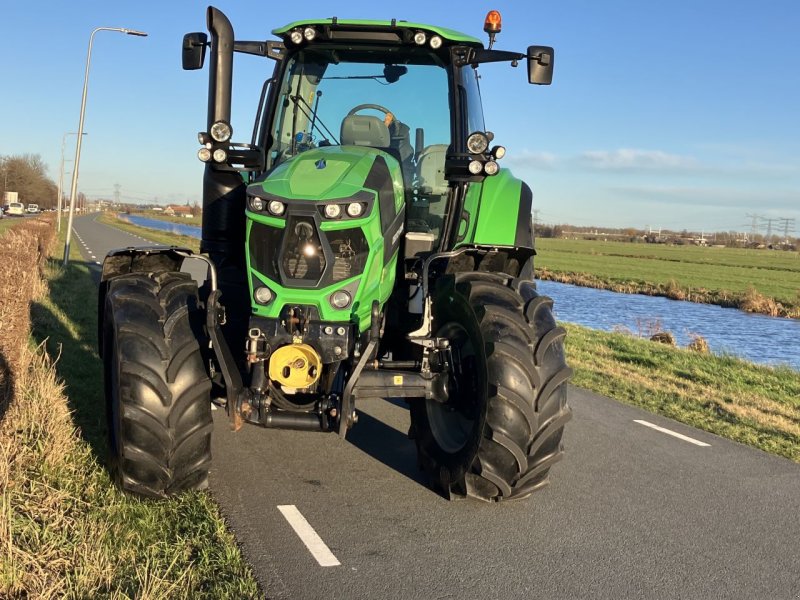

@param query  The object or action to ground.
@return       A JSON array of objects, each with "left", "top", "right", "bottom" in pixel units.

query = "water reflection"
[
  {"left": 122, "top": 214, "right": 201, "bottom": 238},
  {"left": 536, "top": 279, "right": 799, "bottom": 371}
]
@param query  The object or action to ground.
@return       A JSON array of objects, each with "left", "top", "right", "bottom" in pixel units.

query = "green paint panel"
[
  {"left": 245, "top": 146, "right": 404, "bottom": 332},
  {"left": 460, "top": 169, "right": 522, "bottom": 247},
  {"left": 254, "top": 147, "right": 377, "bottom": 200},
  {"left": 273, "top": 19, "right": 482, "bottom": 46}
]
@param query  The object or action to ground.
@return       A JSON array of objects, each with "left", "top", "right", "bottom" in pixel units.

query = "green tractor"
[{"left": 99, "top": 6, "right": 571, "bottom": 502}]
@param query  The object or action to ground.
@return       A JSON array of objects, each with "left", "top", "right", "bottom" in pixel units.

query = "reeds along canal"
[{"left": 536, "top": 279, "right": 800, "bottom": 371}]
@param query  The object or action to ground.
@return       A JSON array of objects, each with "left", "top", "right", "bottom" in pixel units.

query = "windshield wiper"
[{"left": 290, "top": 92, "right": 339, "bottom": 145}]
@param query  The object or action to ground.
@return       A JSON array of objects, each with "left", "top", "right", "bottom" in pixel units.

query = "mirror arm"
[{"left": 452, "top": 47, "right": 525, "bottom": 67}]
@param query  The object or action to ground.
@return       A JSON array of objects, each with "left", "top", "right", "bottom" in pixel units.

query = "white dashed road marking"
[
  {"left": 277, "top": 505, "right": 341, "bottom": 567},
  {"left": 634, "top": 419, "right": 711, "bottom": 447}
]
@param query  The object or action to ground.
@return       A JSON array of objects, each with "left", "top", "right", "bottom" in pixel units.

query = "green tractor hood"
[
  {"left": 245, "top": 146, "right": 405, "bottom": 330},
  {"left": 252, "top": 146, "right": 401, "bottom": 201}
]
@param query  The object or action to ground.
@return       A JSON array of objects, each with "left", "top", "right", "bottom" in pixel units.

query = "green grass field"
[
  {"left": 565, "top": 323, "right": 800, "bottom": 462},
  {"left": 534, "top": 238, "right": 800, "bottom": 314}
]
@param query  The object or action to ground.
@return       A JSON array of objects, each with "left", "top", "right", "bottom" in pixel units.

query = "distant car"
[
  {"left": 7, "top": 202, "right": 25, "bottom": 216},
  {"left": 26, "top": 203, "right": 40, "bottom": 214}
]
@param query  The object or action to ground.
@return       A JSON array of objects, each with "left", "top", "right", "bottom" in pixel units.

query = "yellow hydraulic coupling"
[{"left": 268, "top": 343, "right": 322, "bottom": 389}]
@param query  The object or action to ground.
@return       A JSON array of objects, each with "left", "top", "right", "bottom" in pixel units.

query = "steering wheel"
[{"left": 346, "top": 103, "right": 396, "bottom": 120}]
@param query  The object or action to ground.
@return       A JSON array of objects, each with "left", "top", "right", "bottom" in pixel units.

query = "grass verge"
[
  {"left": 1, "top": 222, "right": 261, "bottom": 598},
  {"left": 97, "top": 212, "right": 200, "bottom": 252},
  {"left": 565, "top": 322, "right": 800, "bottom": 462}
]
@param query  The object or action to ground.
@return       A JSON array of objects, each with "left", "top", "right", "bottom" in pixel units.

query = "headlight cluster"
[
  {"left": 322, "top": 202, "right": 365, "bottom": 220},
  {"left": 413, "top": 31, "right": 444, "bottom": 49},
  {"left": 197, "top": 120, "right": 232, "bottom": 164},
  {"left": 466, "top": 131, "right": 505, "bottom": 177},
  {"left": 288, "top": 26, "right": 317, "bottom": 45}
]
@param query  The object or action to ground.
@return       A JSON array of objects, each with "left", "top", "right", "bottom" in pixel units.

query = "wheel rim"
[{"left": 426, "top": 322, "right": 479, "bottom": 454}]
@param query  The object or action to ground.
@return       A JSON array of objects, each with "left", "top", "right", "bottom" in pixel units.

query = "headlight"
[
  {"left": 324, "top": 204, "right": 342, "bottom": 219},
  {"left": 491, "top": 145, "right": 506, "bottom": 160},
  {"left": 250, "top": 196, "right": 264, "bottom": 211},
  {"left": 484, "top": 160, "right": 499, "bottom": 175},
  {"left": 330, "top": 290, "right": 352, "bottom": 309},
  {"left": 346, "top": 202, "right": 364, "bottom": 218},
  {"left": 303, "top": 26, "right": 316, "bottom": 41},
  {"left": 212, "top": 148, "right": 228, "bottom": 163},
  {"left": 467, "top": 132, "right": 489, "bottom": 154},
  {"left": 467, "top": 159, "right": 484, "bottom": 175},
  {"left": 429, "top": 35, "right": 443, "bottom": 49},
  {"left": 197, "top": 148, "right": 211, "bottom": 162},
  {"left": 254, "top": 286, "right": 273, "bottom": 304},
  {"left": 210, "top": 121, "right": 232, "bottom": 143},
  {"left": 414, "top": 31, "right": 427, "bottom": 45},
  {"left": 268, "top": 200, "right": 285, "bottom": 216},
  {"left": 289, "top": 29, "right": 303, "bottom": 44}
]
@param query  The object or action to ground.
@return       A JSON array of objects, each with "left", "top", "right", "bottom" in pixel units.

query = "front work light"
[
  {"left": 467, "top": 132, "right": 489, "bottom": 154},
  {"left": 468, "top": 159, "right": 484, "bottom": 175},
  {"left": 414, "top": 31, "right": 427, "bottom": 45},
  {"left": 250, "top": 196, "right": 264, "bottom": 211},
  {"left": 289, "top": 29, "right": 303, "bottom": 44},
  {"left": 254, "top": 286, "right": 274, "bottom": 304},
  {"left": 429, "top": 35, "right": 443, "bottom": 49},
  {"left": 197, "top": 148, "right": 211, "bottom": 162},
  {"left": 330, "top": 290, "right": 352, "bottom": 309},
  {"left": 484, "top": 160, "right": 500, "bottom": 175},
  {"left": 212, "top": 148, "right": 227, "bottom": 163},
  {"left": 268, "top": 200, "right": 285, "bottom": 216},
  {"left": 346, "top": 202, "right": 364, "bottom": 218},
  {"left": 303, "top": 27, "right": 317, "bottom": 41},
  {"left": 210, "top": 120, "right": 232, "bottom": 143},
  {"left": 324, "top": 204, "right": 342, "bottom": 219}
]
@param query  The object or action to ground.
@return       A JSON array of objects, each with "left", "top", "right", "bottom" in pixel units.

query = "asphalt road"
[{"left": 73, "top": 213, "right": 800, "bottom": 600}]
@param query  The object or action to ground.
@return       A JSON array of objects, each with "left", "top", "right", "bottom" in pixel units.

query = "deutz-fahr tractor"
[{"left": 99, "top": 6, "right": 572, "bottom": 502}]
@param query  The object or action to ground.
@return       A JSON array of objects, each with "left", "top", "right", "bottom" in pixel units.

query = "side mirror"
[
  {"left": 527, "top": 45, "right": 554, "bottom": 85},
  {"left": 182, "top": 32, "right": 208, "bottom": 70}
]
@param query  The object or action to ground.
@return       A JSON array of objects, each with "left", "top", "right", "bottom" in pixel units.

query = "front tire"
[
  {"left": 103, "top": 272, "right": 212, "bottom": 498},
  {"left": 411, "top": 272, "right": 572, "bottom": 502}
]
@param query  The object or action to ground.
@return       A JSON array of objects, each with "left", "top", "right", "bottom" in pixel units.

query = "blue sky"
[{"left": 1, "top": 0, "right": 798, "bottom": 231}]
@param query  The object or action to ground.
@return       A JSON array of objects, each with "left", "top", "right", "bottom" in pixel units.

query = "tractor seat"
[{"left": 340, "top": 115, "right": 391, "bottom": 148}]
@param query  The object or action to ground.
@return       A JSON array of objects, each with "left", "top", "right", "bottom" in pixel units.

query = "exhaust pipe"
[
  {"left": 202, "top": 6, "right": 248, "bottom": 360},
  {"left": 206, "top": 6, "right": 233, "bottom": 130},
  {"left": 201, "top": 6, "right": 245, "bottom": 264}
]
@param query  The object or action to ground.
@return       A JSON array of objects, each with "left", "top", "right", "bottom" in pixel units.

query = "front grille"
[
  {"left": 249, "top": 217, "right": 370, "bottom": 288},
  {"left": 282, "top": 216, "right": 326, "bottom": 283}
]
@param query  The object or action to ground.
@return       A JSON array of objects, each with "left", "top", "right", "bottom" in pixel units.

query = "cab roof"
[{"left": 272, "top": 19, "right": 483, "bottom": 46}]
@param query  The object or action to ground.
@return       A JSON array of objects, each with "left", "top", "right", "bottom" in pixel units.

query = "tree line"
[{"left": 0, "top": 154, "right": 57, "bottom": 208}]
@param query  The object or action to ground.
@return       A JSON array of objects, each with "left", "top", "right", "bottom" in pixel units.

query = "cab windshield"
[{"left": 267, "top": 48, "right": 453, "bottom": 237}]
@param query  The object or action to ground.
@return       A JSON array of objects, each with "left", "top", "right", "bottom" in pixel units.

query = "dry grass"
[{"left": 0, "top": 222, "right": 261, "bottom": 599}]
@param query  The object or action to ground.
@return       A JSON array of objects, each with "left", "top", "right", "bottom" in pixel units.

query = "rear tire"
[
  {"left": 411, "top": 272, "right": 572, "bottom": 502},
  {"left": 103, "top": 272, "right": 212, "bottom": 498}
]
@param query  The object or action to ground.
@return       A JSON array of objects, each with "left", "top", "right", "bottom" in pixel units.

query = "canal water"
[
  {"left": 119, "top": 215, "right": 798, "bottom": 370},
  {"left": 122, "top": 214, "right": 201, "bottom": 238},
  {"left": 537, "top": 279, "right": 799, "bottom": 371}
]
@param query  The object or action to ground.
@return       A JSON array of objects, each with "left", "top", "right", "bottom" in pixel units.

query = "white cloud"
[
  {"left": 578, "top": 148, "right": 698, "bottom": 171},
  {"left": 503, "top": 149, "right": 559, "bottom": 170}
]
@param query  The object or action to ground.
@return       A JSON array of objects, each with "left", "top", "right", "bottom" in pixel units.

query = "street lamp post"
[
  {"left": 63, "top": 26, "right": 147, "bottom": 266},
  {"left": 57, "top": 132, "right": 85, "bottom": 233}
]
